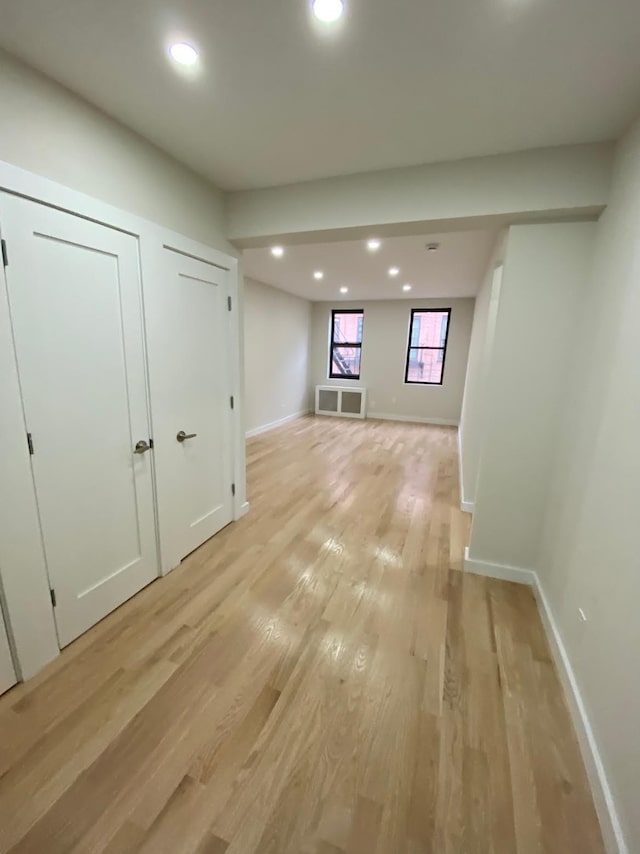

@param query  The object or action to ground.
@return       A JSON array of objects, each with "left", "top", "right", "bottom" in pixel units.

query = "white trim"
[
  {"left": 245, "top": 410, "right": 310, "bottom": 439},
  {"left": 0, "top": 161, "right": 236, "bottom": 270},
  {"left": 464, "top": 547, "right": 536, "bottom": 585},
  {"left": 457, "top": 427, "right": 474, "bottom": 513},
  {"left": 238, "top": 501, "right": 251, "bottom": 518},
  {"left": 463, "top": 544, "right": 627, "bottom": 854},
  {"left": 316, "top": 385, "right": 367, "bottom": 419},
  {"left": 533, "top": 576, "right": 628, "bottom": 854},
  {"left": 141, "top": 249, "right": 239, "bottom": 573},
  {"left": 368, "top": 412, "right": 458, "bottom": 426}
]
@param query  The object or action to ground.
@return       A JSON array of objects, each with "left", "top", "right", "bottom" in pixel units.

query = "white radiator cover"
[{"left": 315, "top": 385, "right": 367, "bottom": 419}]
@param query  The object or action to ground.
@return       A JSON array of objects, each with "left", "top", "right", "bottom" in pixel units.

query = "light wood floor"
[{"left": 0, "top": 416, "right": 603, "bottom": 853}]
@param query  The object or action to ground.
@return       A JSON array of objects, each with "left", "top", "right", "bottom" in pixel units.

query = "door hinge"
[
  {"left": 50, "top": 588, "right": 57, "bottom": 608},
  {"left": 26, "top": 432, "right": 34, "bottom": 455},
  {"left": 227, "top": 296, "right": 232, "bottom": 311},
  {"left": 230, "top": 395, "right": 235, "bottom": 410},
  {"left": 1, "top": 238, "right": 8, "bottom": 268},
  {"left": 231, "top": 483, "right": 236, "bottom": 497}
]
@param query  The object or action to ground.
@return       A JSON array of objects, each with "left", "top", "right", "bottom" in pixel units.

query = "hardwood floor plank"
[
  {"left": 0, "top": 660, "right": 176, "bottom": 850},
  {"left": 193, "top": 833, "right": 229, "bottom": 854},
  {"left": 0, "top": 416, "right": 604, "bottom": 853},
  {"left": 406, "top": 711, "right": 440, "bottom": 852},
  {"left": 101, "top": 822, "right": 146, "bottom": 854}
]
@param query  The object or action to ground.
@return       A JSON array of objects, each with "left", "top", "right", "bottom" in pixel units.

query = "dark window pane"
[
  {"left": 411, "top": 311, "right": 449, "bottom": 347},
  {"left": 406, "top": 348, "right": 444, "bottom": 384},
  {"left": 330, "top": 310, "right": 364, "bottom": 378},
  {"left": 410, "top": 316, "right": 421, "bottom": 347},
  {"left": 333, "top": 312, "right": 363, "bottom": 343},
  {"left": 405, "top": 309, "right": 450, "bottom": 384},
  {"left": 332, "top": 346, "right": 361, "bottom": 377}
]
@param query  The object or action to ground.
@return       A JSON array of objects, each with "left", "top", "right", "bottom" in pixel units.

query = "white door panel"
[
  {"left": 1, "top": 193, "right": 158, "bottom": 647},
  {"left": 0, "top": 609, "right": 16, "bottom": 696},
  {"left": 147, "top": 249, "right": 233, "bottom": 565}
]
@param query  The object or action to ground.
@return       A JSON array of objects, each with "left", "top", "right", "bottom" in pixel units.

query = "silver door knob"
[
  {"left": 134, "top": 440, "right": 151, "bottom": 454},
  {"left": 176, "top": 431, "right": 197, "bottom": 443}
]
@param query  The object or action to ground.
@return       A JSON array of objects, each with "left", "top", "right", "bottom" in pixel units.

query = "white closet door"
[
  {"left": 148, "top": 249, "right": 233, "bottom": 565},
  {"left": 0, "top": 610, "right": 16, "bottom": 696},
  {"left": 1, "top": 193, "right": 158, "bottom": 648}
]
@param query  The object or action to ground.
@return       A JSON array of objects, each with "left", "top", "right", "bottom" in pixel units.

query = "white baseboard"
[
  {"left": 456, "top": 428, "right": 474, "bottom": 513},
  {"left": 533, "top": 577, "right": 628, "bottom": 854},
  {"left": 245, "top": 409, "right": 310, "bottom": 439},
  {"left": 238, "top": 501, "right": 250, "bottom": 518},
  {"left": 464, "top": 546, "right": 536, "bottom": 585},
  {"left": 463, "top": 545, "right": 626, "bottom": 854},
  {"left": 367, "top": 412, "right": 459, "bottom": 427}
]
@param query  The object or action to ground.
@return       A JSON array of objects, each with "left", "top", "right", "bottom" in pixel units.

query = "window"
[
  {"left": 329, "top": 309, "right": 364, "bottom": 379},
  {"left": 404, "top": 308, "right": 451, "bottom": 385}
]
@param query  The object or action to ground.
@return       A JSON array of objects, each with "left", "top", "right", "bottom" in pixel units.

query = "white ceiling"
[
  {"left": 1, "top": 0, "right": 639, "bottom": 191},
  {"left": 243, "top": 230, "right": 498, "bottom": 301}
]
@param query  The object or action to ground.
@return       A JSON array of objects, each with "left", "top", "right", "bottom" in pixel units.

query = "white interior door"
[
  {"left": 0, "top": 608, "right": 16, "bottom": 695},
  {"left": 1, "top": 193, "right": 159, "bottom": 648},
  {"left": 148, "top": 249, "right": 234, "bottom": 566}
]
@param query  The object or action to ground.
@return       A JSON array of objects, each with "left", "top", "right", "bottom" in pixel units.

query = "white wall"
[
  {"left": 226, "top": 143, "right": 612, "bottom": 245},
  {"left": 535, "top": 118, "right": 640, "bottom": 854},
  {"left": 0, "top": 49, "right": 243, "bottom": 681},
  {"left": 0, "top": 49, "right": 233, "bottom": 254},
  {"left": 458, "top": 233, "right": 507, "bottom": 507},
  {"left": 244, "top": 278, "right": 312, "bottom": 435},
  {"left": 468, "top": 221, "right": 596, "bottom": 571},
  {"left": 310, "top": 298, "right": 474, "bottom": 424}
]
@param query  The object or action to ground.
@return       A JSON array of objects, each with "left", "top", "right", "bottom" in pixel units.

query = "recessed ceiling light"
[
  {"left": 271, "top": 246, "right": 284, "bottom": 258},
  {"left": 426, "top": 242, "right": 440, "bottom": 252},
  {"left": 367, "top": 239, "right": 381, "bottom": 251},
  {"left": 340, "top": 286, "right": 349, "bottom": 293},
  {"left": 313, "top": 270, "right": 324, "bottom": 280},
  {"left": 402, "top": 284, "right": 412, "bottom": 292},
  {"left": 388, "top": 267, "right": 400, "bottom": 277},
  {"left": 312, "top": 0, "right": 344, "bottom": 22},
  {"left": 169, "top": 43, "right": 199, "bottom": 66}
]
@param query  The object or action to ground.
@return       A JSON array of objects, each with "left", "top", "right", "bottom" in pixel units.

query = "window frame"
[
  {"left": 404, "top": 307, "right": 452, "bottom": 386},
  {"left": 329, "top": 308, "right": 364, "bottom": 380}
]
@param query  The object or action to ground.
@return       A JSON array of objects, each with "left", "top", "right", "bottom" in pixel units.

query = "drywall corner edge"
[
  {"left": 245, "top": 410, "right": 311, "bottom": 439},
  {"left": 226, "top": 143, "right": 613, "bottom": 244},
  {"left": 463, "top": 546, "right": 535, "bottom": 585},
  {"left": 368, "top": 412, "right": 459, "bottom": 426},
  {"left": 457, "top": 427, "right": 474, "bottom": 513}
]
